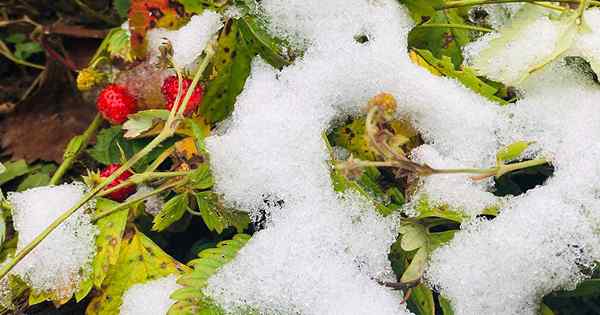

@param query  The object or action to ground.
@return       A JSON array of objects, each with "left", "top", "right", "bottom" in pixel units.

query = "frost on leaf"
[
  {"left": 8, "top": 183, "right": 97, "bottom": 303},
  {"left": 466, "top": 4, "right": 578, "bottom": 85}
]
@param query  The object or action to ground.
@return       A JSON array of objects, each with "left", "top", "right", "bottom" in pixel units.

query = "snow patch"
[
  {"left": 119, "top": 274, "right": 181, "bottom": 315},
  {"left": 8, "top": 183, "right": 97, "bottom": 299}
]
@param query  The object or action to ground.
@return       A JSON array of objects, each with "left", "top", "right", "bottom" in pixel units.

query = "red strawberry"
[
  {"left": 97, "top": 84, "right": 137, "bottom": 124},
  {"left": 161, "top": 75, "right": 203, "bottom": 115},
  {"left": 100, "top": 163, "right": 136, "bottom": 202}
]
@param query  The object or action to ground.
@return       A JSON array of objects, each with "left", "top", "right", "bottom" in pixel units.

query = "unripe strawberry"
[
  {"left": 97, "top": 84, "right": 137, "bottom": 124},
  {"left": 100, "top": 163, "right": 136, "bottom": 202},
  {"left": 161, "top": 75, "right": 203, "bottom": 115}
]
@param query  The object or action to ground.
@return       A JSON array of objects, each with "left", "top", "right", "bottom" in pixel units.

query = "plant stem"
[
  {"left": 0, "top": 40, "right": 218, "bottom": 281},
  {"left": 437, "top": 0, "right": 600, "bottom": 10},
  {"left": 0, "top": 130, "right": 173, "bottom": 280},
  {"left": 96, "top": 171, "right": 188, "bottom": 197},
  {"left": 496, "top": 158, "right": 548, "bottom": 177},
  {"left": 50, "top": 114, "right": 103, "bottom": 185},
  {"left": 93, "top": 179, "right": 186, "bottom": 222},
  {"left": 416, "top": 23, "right": 493, "bottom": 32}
]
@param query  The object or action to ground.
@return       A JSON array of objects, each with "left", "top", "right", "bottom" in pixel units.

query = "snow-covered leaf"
[
  {"left": 86, "top": 229, "right": 188, "bottom": 315},
  {"left": 194, "top": 192, "right": 250, "bottom": 233},
  {"left": 168, "top": 234, "right": 250, "bottom": 315},
  {"left": 237, "top": 0, "right": 294, "bottom": 69},
  {"left": 468, "top": 4, "right": 578, "bottom": 85},
  {"left": 413, "top": 49, "right": 508, "bottom": 104}
]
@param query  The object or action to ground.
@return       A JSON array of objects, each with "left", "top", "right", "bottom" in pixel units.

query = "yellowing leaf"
[
  {"left": 92, "top": 198, "right": 130, "bottom": 288},
  {"left": 87, "top": 229, "right": 189, "bottom": 315},
  {"left": 410, "top": 50, "right": 441, "bottom": 76},
  {"left": 497, "top": 141, "right": 533, "bottom": 163}
]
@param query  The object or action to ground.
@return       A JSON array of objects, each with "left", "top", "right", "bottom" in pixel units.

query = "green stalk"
[
  {"left": 0, "top": 40, "right": 217, "bottom": 281},
  {"left": 437, "top": 0, "right": 600, "bottom": 10},
  {"left": 0, "top": 130, "right": 172, "bottom": 280},
  {"left": 93, "top": 179, "right": 186, "bottom": 221},
  {"left": 495, "top": 158, "right": 548, "bottom": 177},
  {"left": 97, "top": 171, "right": 189, "bottom": 197},
  {"left": 416, "top": 23, "right": 493, "bottom": 32},
  {"left": 50, "top": 114, "right": 104, "bottom": 185}
]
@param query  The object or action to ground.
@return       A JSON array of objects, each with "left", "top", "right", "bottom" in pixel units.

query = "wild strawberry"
[
  {"left": 161, "top": 75, "right": 203, "bottom": 115},
  {"left": 100, "top": 163, "right": 136, "bottom": 202},
  {"left": 97, "top": 84, "right": 137, "bottom": 124}
]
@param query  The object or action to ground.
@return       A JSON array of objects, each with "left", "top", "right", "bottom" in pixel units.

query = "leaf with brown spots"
[
  {"left": 86, "top": 228, "right": 189, "bottom": 315},
  {"left": 128, "top": 0, "right": 188, "bottom": 58},
  {"left": 91, "top": 198, "right": 130, "bottom": 289},
  {"left": 199, "top": 19, "right": 253, "bottom": 124}
]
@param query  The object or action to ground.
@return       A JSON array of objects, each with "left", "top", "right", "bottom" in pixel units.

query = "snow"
[
  {"left": 7, "top": 183, "right": 97, "bottom": 300},
  {"left": 427, "top": 59, "right": 600, "bottom": 315},
  {"left": 147, "top": 11, "right": 223, "bottom": 69},
  {"left": 572, "top": 8, "right": 600, "bottom": 75},
  {"left": 410, "top": 145, "right": 499, "bottom": 216},
  {"left": 198, "top": 0, "right": 600, "bottom": 313},
  {"left": 119, "top": 274, "right": 181, "bottom": 315}
]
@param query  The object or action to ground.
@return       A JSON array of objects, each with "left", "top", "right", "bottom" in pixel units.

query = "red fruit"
[
  {"left": 97, "top": 84, "right": 137, "bottom": 124},
  {"left": 161, "top": 75, "right": 203, "bottom": 115},
  {"left": 100, "top": 164, "right": 136, "bottom": 202}
]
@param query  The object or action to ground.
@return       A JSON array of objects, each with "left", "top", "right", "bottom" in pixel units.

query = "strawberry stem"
[
  {"left": 0, "top": 38, "right": 219, "bottom": 282},
  {"left": 50, "top": 113, "right": 104, "bottom": 185}
]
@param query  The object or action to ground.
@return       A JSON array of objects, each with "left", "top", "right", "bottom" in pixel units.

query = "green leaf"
[
  {"left": 14, "top": 41, "right": 43, "bottom": 61},
  {"left": 400, "top": 246, "right": 428, "bottom": 283},
  {"left": 87, "top": 230, "right": 189, "bottom": 315},
  {"left": 199, "top": 20, "right": 253, "bottom": 123},
  {"left": 187, "top": 119, "right": 207, "bottom": 152},
  {"left": 114, "top": 0, "right": 131, "bottom": 18},
  {"left": 16, "top": 172, "right": 51, "bottom": 191},
  {"left": 168, "top": 234, "right": 250, "bottom": 315},
  {"left": 5, "top": 33, "right": 26, "bottom": 44},
  {"left": 539, "top": 303, "right": 555, "bottom": 315},
  {"left": 153, "top": 193, "right": 190, "bottom": 231},
  {"left": 237, "top": 5, "right": 293, "bottom": 69},
  {"left": 188, "top": 165, "right": 213, "bottom": 190},
  {"left": 439, "top": 295, "right": 455, "bottom": 315},
  {"left": 397, "top": 0, "right": 437, "bottom": 24},
  {"left": 551, "top": 279, "right": 600, "bottom": 298},
  {"left": 92, "top": 198, "right": 130, "bottom": 288},
  {"left": 407, "top": 0, "right": 470, "bottom": 66},
  {"left": 497, "top": 141, "right": 533, "bottom": 163},
  {"left": 88, "top": 126, "right": 178, "bottom": 172},
  {"left": 408, "top": 284, "right": 436, "bottom": 315},
  {"left": 194, "top": 192, "right": 250, "bottom": 233},
  {"left": 399, "top": 223, "right": 428, "bottom": 251},
  {"left": 413, "top": 49, "right": 508, "bottom": 105},
  {"left": 0, "top": 160, "right": 29, "bottom": 185},
  {"left": 0, "top": 162, "right": 5, "bottom": 175},
  {"left": 122, "top": 109, "right": 170, "bottom": 138}
]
